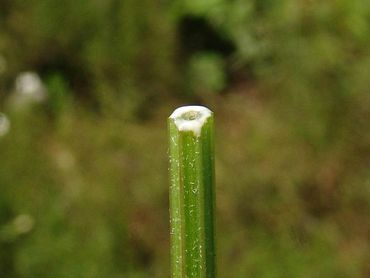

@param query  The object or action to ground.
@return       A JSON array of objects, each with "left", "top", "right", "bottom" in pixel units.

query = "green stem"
[{"left": 168, "top": 106, "right": 216, "bottom": 278}]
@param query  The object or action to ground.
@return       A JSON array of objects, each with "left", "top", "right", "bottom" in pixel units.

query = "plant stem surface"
[{"left": 168, "top": 106, "right": 215, "bottom": 278}]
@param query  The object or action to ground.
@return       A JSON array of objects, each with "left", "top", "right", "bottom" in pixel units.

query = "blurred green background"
[{"left": 0, "top": 0, "right": 369, "bottom": 277}]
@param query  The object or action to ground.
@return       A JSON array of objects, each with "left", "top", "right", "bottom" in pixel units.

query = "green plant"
[{"left": 168, "top": 106, "right": 216, "bottom": 277}]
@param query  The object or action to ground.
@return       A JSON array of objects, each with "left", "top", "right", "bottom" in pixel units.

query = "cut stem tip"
[{"left": 169, "top": 106, "right": 213, "bottom": 137}]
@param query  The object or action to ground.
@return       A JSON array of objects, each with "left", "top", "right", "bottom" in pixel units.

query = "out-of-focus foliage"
[{"left": 0, "top": 0, "right": 369, "bottom": 277}]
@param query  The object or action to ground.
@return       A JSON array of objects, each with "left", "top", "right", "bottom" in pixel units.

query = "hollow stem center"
[{"left": 181, "top": 111, "right": 201, "bottom": 121}]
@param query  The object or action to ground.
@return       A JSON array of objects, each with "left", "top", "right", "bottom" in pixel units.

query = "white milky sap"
[{"left": 169, "top": 106, "right": 212, "bottom": 137}]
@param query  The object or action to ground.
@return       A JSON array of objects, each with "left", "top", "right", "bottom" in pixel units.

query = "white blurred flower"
[
  {"left": 13, "top": 214, "right": 34, "bottom": 234},
  {"left": 0, "top": 113, "right": 10, "bottom": 137},
  {"left": 15, "top": 71, "right": 46, "bottom": 102},
  {"left": 54, "top": 148, "right": 76, "bottom": 171}
]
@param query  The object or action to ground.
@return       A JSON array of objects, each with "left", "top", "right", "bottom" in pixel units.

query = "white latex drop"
[{"left": 170, "top": 106, "right": 212, "bottom": 137}]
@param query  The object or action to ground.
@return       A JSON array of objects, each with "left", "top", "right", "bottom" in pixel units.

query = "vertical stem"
[{"left": 168, "top": 106, "right": 215, "bottom": 278}]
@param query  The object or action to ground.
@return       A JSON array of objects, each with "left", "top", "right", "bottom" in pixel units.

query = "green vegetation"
[{"left": 0, "top": 0, "right": 369, "bottom": 277}]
